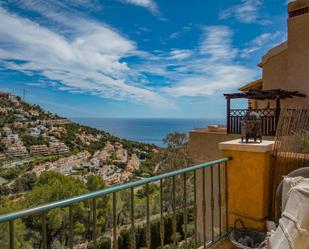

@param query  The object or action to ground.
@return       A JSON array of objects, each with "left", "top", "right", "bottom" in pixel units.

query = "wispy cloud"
[
  {"left": 240, "top": 31, "right": 285, "bottom": 57},
  {"left": 160, "top": 26, "right": 257, "bottom": 97},
  {"left": 119, "top": 0, "right": 159, "bottom": 15},
  {"left": 199, "top": 26, "right": 237, "bottom": 60},
  {"left": 168, "top": 49, "right": 192, "bottom": 60},
  {"left": 0, "top": 6, "right": 171, "bottom": 107},
  {"left": 169, "top": 25, "right": 192, "bottom": 39},
  {"left": 0, "top": 3, "right": 259, "bottom": 109},
  {"left": 219, "top": 0, "right": 269, "bottom": 25}
]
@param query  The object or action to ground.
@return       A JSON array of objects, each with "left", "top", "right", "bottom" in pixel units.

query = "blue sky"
[{"left": 0, "top": 0, "right": 289, "bottom": 118}]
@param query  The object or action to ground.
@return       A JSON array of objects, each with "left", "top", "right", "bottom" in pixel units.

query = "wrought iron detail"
[{"left": 229, "top": 108, "right": 277, "bottom": 136}]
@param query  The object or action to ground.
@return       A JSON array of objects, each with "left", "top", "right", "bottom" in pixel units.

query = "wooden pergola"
[{"left": 223, "top": 89, "right": 306, "bottom": 135}]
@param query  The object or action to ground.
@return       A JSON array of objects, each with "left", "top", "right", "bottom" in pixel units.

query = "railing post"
[
  {"left": 210, "top": 166, "right": 214, "bottom": 242},
  {"left": 69, "top": 205, "right": 73, "bottom": 249},
  {"left": 113, "top": 193, "right": 117, "bottom": 249},
  {"left": 9, "top": 220, "right": 14, "bottom": 249},
  {"left": 226, "top": 97, "right": 231, "bottom": 133},
  {"left": 159, "top": 179, "right": 164, "bottom": 248},
  {"left": 146, "top": 183, "right": 151, "bottom": 249},
  {"left": 42, "top": 212, "right": 47, "bottom": 249},
  {"left": 193, "top": 170, "right": 198, "bottom": 248},
  {"left": 130, "top": 188, "right": 135, "bottom": 249},
  {"left": 225, "top": 161, "right": 229, "bottom": 233},
  {"left": 172, "top": 176, "right": 177, "bottom": 249},
  {"left": 183, "top": 173, "right": 188, "bottom": 246},
  {"left": 202, "top": 168, "right": 206, "bottom": 248},
  {"left": 92, "top": 198, "right": 97, "bottom": 249},
  {"left": 217, "top": 163, "right": 222, "bottom": 238}
]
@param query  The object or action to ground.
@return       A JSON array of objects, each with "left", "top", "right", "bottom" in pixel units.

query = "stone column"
[{"left": 219, "top": 139, "right": 275, "bottom": 230}]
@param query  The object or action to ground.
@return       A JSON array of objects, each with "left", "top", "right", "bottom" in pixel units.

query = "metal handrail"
[
  {"left": 0, "top": 157, "right": 230, "bottom": 223},
  {"left": 1, "top": 157, "right": 231, "bottom": 249}
]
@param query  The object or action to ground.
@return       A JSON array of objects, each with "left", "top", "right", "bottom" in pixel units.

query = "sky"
[{"left": 0, "top": 0, "right": 289, "bottom": 118}]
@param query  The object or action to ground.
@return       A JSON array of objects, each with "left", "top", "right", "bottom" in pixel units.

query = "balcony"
[
  {"left": 3, "top": 133, "right": 305, "bottom": 249},
  {"left": 224, "top": 89, "right": 306, "bottom": 136},
  {"left": 0, "top": 158, "right": 231, "bottom": 249}
]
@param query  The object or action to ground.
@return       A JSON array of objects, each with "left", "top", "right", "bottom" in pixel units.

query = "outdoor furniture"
[
  {"left": 266, "top": 167, "right": 309, "bottom": 248},
  {"left": 274, "top": 167, "right": 309, "bottom": 223}
]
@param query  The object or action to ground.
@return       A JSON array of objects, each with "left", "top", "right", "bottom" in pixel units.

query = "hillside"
[
  {"left": 0, "top": 92, "right": 158, "bottom": 190},
  {"left": 0, "top": 93, "right": 193, "bottom": 249}
]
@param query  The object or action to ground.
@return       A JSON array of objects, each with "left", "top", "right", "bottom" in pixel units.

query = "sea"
[{"left": 73, "top": 118, "right": 225, "bottom": 147}]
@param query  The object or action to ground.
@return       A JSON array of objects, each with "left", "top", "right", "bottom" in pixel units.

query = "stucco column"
[{"left": 219, "top": 139, "right": 275, "bottom": 230}]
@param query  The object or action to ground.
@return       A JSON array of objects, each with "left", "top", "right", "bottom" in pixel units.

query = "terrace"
[
  {"left": 0, "top": 101, "right": 308, "bottom": 249},
  {"left": 2, "top": 133, "right": 302, "bottom": 249},
  {"left": 224, "top": 89, "right": 306, "bottom": 136}
]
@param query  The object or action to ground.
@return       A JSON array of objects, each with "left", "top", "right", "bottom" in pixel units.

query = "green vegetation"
[
  {"left": 0, "top": 93, "right": 198, "bottom": 248},
  {"left": 21, "top": 172, "right": 110, "bottom": 248},
  {"left": 21, "top": 135, "right": 48, "bottom": 147},
  {"left": 0, "top": 197, "right": 32, "bottom": 249},
  {"left": 88, "top": 209, "right": 195, "bottom": 249},
  {"left": 0, "top": 142, "right": 5, "bottom": 152},
  {"left": 11, "top": 173, "right": 37, "bottom": 193},
  {"left": 0, "top": 167, "right": 19, "bottom": 180},
  {"left": 0, "top": 166, "right": 196, "bottom": 249},
  {"left": 61, "top": 123, "right": 157, "bottom": 156}
]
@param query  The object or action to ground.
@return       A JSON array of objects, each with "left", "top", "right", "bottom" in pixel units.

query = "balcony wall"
[
  {"left": 188, "top": 130, "right": 239, "bottom": 243},
  {"left": 189, "top": 130, "right": 275, "bottom": 239},
  {"left": 188, "top": 129, "right": 239, "bottom": 163}
]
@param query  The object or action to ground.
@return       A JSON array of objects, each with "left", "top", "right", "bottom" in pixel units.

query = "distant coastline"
[{"left": 73, "top": 118, "right": 225, "bottom": 147}]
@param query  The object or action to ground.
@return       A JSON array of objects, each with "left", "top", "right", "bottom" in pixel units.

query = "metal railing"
[
  {"left": 227, "top": 108, "right": 278, "bottom": 136},
  {"left": 0, "top": 157, "right": 231, "bottom": 249}
]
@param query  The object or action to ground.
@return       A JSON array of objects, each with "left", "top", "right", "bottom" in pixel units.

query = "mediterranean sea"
[{"left": 73, "top": 118, "right": 225, "bottom": 147}]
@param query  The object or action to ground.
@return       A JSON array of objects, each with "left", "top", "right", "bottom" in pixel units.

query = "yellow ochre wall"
[
  {"left": 188, "top": 132, "right": 275, "bottom": 234},
  {"left": 257, "top": 0, "right": 309, "bottom": 108},
  {"left": 222, "top": 150, "right": 272, "bottom": 230},
  {"left": 286, "top": 0, "right": 309, "bottom": 107}
]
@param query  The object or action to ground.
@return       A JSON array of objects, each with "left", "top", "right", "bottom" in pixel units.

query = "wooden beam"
[{"left": 223, "top": 89, "right": 306, "bottom": 100}]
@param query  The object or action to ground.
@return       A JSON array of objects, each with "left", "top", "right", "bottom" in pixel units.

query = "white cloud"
[
  {"left": 200, "top": 26, "right": 237, "bottom": 60},
  {"left": 219, "top": 0, "right": 269, "bottom": 24},
  {"left": 164, "top": 65, "right": 255, "bottom": 97},
  {"left": 169, "top": 25, "right": 192, "bottom": 39},
  {"left": 0, "top": 6, "right": 171, "bottom": 107},
  {"left": 0, "top": 3, "right": 259, "bottom": 109},
  {"left": 120, "top": 0, "right": 159, "bottom": 15},
  {"left": 240, "top": 31, "right": 285, "bottom": 57},
  {"left": 168, "top": 50, "right": 192, "bottom": 60},
  {"left": 162, "top": 26, "right": 257, "bottom": 97}
]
